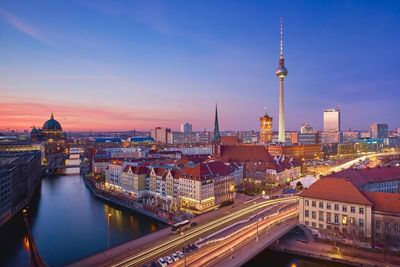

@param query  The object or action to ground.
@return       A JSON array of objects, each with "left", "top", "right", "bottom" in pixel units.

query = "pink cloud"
[
  {"left": 0, "top": 97, "right": 184, "bottom": 131},
  {"left": 0, "top": 8, "right": 46, "bottom": 43}
]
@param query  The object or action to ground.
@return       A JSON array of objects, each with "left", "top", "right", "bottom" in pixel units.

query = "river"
[
  {"left": 0, "top": 155, "right": 345, "bottom": 267},
  {"left": 0, "top": 155, "right": 165, "bottom": 267}
]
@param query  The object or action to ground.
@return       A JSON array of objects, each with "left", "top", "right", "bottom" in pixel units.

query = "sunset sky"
[{"left": 1, "top": 0, "right": 399, "bottom": 132}]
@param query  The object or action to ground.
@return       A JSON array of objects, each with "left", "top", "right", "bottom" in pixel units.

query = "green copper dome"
[{"left": 42, "top": 113, "right": 62, "bottom": 131}]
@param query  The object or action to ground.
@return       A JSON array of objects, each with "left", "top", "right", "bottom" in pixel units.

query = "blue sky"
[{"left": 0, "top": 0, "right": 399, "bottom": 131}]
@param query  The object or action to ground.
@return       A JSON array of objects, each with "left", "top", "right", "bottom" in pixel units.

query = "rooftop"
[
  {"left": 363, "top": 191, "right": 400, "bottom": 214},
  {"left": 327, "top": 166, "right": 400, "bottom": 188},
  {"left": 299, "top": 177, "right": 373, "bottom": 206}
]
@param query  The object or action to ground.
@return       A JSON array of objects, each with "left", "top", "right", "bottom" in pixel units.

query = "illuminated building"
[
  {"left": 322, "top": 108, "right": 341, "bottom": 144},
  {"left": 267, "top": 144, "right": 321, "bottom": 160},
  {"left": 300, "top": 124, "right": 313, "bottom": 134},
  {"left": 178, "top": 160, "right": 235, "bottom": 212},
  {"left": 323, "top": 108, "right": 341, "bottom": 132},
  {"left": 275, "top": 18, "right": 288, "bottom": 143},
  {"left": 260, "top": 110, "right": 273, "bottom": 143},
  {"left": 342, "top": 131, "right": 361, "bottom": 143},
  {"left": 180, "top": 123, "right": 192, "bottom": 133},
  {"left": 299, "top": 178, "right": 372, "bottom": 241},
  {"left": 151, "top": 127, "right": 171, "bottom": 144},
  {"left": 370, "top": 123, "right": 388, "bottom": 139},
  {"left": 0, "top": 151, "right": 41, "bottom": 227},
  {"left": 31, "top": 113, "right": 66, "bottom": 157}
]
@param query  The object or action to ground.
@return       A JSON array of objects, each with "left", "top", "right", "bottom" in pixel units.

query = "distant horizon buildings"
[
  {"left": 370, "top": 123, "right": 388, "bottom": 139},
  {"left": 300, "top": 124, "right": 313, "bottom": 134},
  {"left": 180, "top": 123, "right": 192, "bottom": 134}
]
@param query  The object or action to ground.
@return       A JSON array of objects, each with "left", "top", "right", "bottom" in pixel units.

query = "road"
[
  {"left": 109, "top": 196, "right": 298, "bottom": 267},
  {"left": 319, "top": 151, "right": 400, "bottom": 177},
  {"left": 170, "top": 206, "right": 298, "bottom": 267}
]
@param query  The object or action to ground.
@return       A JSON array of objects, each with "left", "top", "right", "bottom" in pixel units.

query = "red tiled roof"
[
  {"left": 327, "top": 166, "right": 400, "bottom": 188},
  {"left": 218, "top": 145, "right": 274, "bottom": 163},
  {"left": 181, "top": 160, "right": 231, "bottom": 181},
  {"left": 362, "top": 191, "right": 400, "bottom": 213},
  {"left": 221, "top": 136, "right": 240, "bottom": 145},
  {"left": 299, "top": 177, "right": 372, "bottom": 206},
  {"left": 122, "top": 165, "right": 148, "bottom": 175}
]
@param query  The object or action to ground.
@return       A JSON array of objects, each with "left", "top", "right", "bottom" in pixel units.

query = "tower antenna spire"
[{"left": 280, "top": 17, "right": 283, "bottom": 59}]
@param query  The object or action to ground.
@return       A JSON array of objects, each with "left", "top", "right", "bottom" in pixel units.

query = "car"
[
  {"left": 158, "top": 258, "right": 167, "bottom": 267},
  {"left": 189, "top": 244, "right": 198, "bottom": 250},
  {"left": 150, "top": 262, "right": 158, "bottom": 267},
  {"left": 164, "top": 256, "right": 174, "bottom": 264},
  {"left": 190, "top": 222, "right": 197, "bottom": 227},
  {"left": 176, "top": 251, "right": 184, "bottom": 258},
  {"left": 171, "top": 253, "right": 180, "bottom": 262}
]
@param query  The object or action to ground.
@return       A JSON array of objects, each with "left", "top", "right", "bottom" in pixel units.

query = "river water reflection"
[{"left": 0, "top": 162, "right": 165, "bottom": 267}]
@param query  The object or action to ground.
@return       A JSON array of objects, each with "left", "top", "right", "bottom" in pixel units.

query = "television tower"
[{"left": 276, "top": 17, "right": 288, "bottom": 143}]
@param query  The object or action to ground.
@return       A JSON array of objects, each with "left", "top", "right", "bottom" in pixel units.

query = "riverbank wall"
[{"left": 80, "top": 170, "right": 173, "bottom": 225}]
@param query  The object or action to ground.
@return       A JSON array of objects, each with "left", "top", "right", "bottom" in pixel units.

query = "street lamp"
[
  {"left": 107, "top": 213, "right": 112, "bottom": 248},
  {"left": 254, "top": 201, "right": 259, "bottom": 242},
  {"left": 181, "top": 230, "right": 187, "bottom": 267}
]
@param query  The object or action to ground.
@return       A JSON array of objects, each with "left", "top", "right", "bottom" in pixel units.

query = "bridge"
[{"left": 69, "top": 196, "right": 300, "bottom": 267}]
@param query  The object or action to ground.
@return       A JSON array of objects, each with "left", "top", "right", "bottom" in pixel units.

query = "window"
[
  {"left": 305, "top": 210, "right": 309, "bottom": 218},
  {"left": 350, "top": 206, "right": 355, "bottom": 213},
  {"left": 312, "top": 222, "right": 316, "bottom": 227},
  {"left": 312, "top": 211, "right": 316, "bottom": 219},
  {"left": 334, "top": 214, "right": 339, "bottom": 224},
  {"left": 319, "top": 223, "right": 324, "bottom": 229},
  {"left": 359, "top": 207, "right": 364, "bottom": 214},
  {"left": 376, "top": 220, "right": 380, "bottom": 230},
  {"left": 319, "top": 211, "right": 324, "bottom": 222},
  {"left": 342, "top": 205, "right": 347, "bottom": 212},
  {"left": 334, "top": 204, "right": 339, "bottom": 211},
  {"left": 395, "top": 223, "right": 399, "bottom": 232},
  {"left": 342, "top": 215, "right": 347, "bottom": 225},
  {"left": 305, "top": 200, "right": 309, "bottom": 206},
  {"left": 305, "top": 220, "right": 309, "bottom": 225},
  {"left": 312, "top": 201, "right": 316, "bottom": 207},
  {"left": 359, "top": 219, "right": 364, "bottom": 227},
  {"left": 326, "top": 212, "right": 331, "bottom": 222},
  {"left": 326, "top": 203, "right": 331, "bottom": 210},
  {"left": 327, "top": 225, "right": 331, "bottom": 230},
  {"left": 319, "top": 202, "right": 324, "bottom": 209}
]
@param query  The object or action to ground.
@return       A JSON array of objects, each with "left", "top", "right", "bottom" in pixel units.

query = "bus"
[{"left": 171, "top": 220, "right": 197, "bottom": 234}]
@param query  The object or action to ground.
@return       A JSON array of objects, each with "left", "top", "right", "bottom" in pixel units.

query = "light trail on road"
[{"left": 111, "top": 196, "right": 298, "bottom": 267}]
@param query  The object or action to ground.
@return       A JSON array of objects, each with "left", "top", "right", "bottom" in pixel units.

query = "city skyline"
[{"left": 1, "top": 1, "right": 400, "bottom": 131}]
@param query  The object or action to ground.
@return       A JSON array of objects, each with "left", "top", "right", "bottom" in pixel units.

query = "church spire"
[
  {"left": 212, "top": 103, "right": 221, "bottom": 143},
  {"left": 51, "top": 112, "right": 54, "bottom": 119}
]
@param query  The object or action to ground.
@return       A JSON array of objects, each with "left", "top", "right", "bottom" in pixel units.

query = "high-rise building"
[
  {"left": 300, "top": 124, "right": 313, "bottom": 134},
  {"left": 260, "top": 110, "right": 273, "bottom": 143},
  {"left": 276, "top": 18, "right": 288, "bottom": 143},
  {"left": 151, "top": 127, "right": 171, "bottom": 144},
  {"left": 323, "top": 108, "right": 341, "bottom": 133},
  {"left": 180, "top": 122, "right": 192, "bottom": 134},
  {"left": 370, "top": 123, "right": 388, "bottom": 139},
  {"left": 322, "top": 108, "right": 341, "bottom": 144}
]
